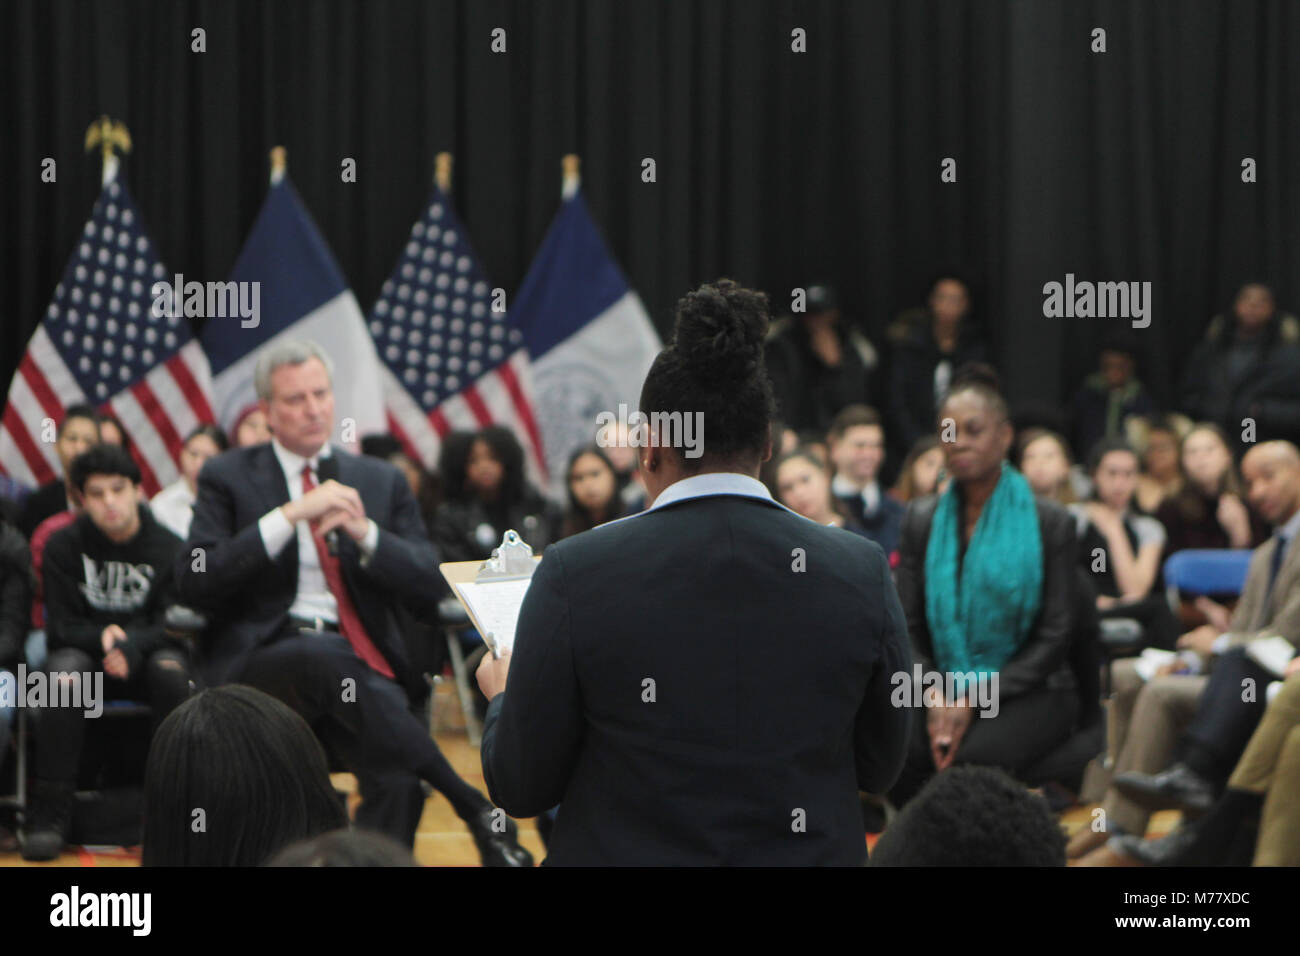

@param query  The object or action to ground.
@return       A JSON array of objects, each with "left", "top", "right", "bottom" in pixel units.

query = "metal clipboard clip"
[{"left": 475, "top": 529, "right": 537, "bottom": 582}]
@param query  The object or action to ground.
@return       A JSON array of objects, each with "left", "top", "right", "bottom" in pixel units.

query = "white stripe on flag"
[
  {"left": 177, "top": 339, "right": 215, "bottom": 415},
  {"left": 144, "top": 363, "right": 200, "bottom": 442},
  {"left": 28, "top": 326, "right": 89, "bottom": 413},
  {"left": 438, "top": 393, "right": 482, "bottom": 432},
  {"left": 109, "top": 390, "right": 179, "bottom": 488},
  {"left": 380, "top": 364, "right": 441, "bottom": 470},
  {"left": 474, "top": 360, "right": 547, "bottom": 490},
  {"left": 4, "top": 369, "right": 66, "bottom": 480}
]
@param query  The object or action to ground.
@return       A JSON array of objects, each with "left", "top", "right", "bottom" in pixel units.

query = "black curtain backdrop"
[{"left": 4, "top": 0, "right": 1298, "bottom": 421}]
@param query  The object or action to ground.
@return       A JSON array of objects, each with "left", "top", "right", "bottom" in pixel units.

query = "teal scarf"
[{"left": 924, "top": 461, "right": 1043, "bottom": 687}]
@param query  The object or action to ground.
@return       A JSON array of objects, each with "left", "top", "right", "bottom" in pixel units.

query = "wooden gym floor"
[{"left": 0, "top": 677, "right": 1174, "bottom": 866}]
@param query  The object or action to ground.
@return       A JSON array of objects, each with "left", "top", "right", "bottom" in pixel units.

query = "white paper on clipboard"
[{"left": 453, "top": 577, "right": 534, "bottom": 655}]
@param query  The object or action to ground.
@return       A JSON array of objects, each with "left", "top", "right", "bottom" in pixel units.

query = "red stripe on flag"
[
  {"left": 19, "top": 354, "right": 68, "bottom": 428},
  {"left": 129, "top": 444, "right": 162, "bottom": 499},
  {"left": 461, "top": 385, "right": 493, "bottom": 427},
  {"left": 165, "top": 353, "right": 215, "bottom": 424},
  {"left": 386, "top": 411, "right": 422, "bottom": 465},
  {"left": 429, "top": 406, "right": 451, "bottom": 438},
  {"left": 128, "top": 380, "right": 185, "bottom": 462},
  {"left": 1, "top": 404, "right": 57, "bottom": 486},
  {"left": 495, "top": 360, "right": 546, "bottom": 475}
]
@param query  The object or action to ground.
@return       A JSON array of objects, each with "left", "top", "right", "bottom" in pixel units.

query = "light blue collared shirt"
[{"left": 646, "top": 471, "right": 784, "bottom": 512}]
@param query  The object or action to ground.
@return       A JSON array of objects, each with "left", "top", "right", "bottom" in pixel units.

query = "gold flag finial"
[
  {"left": 84, "top": 116, "right": 132, "bottom": 177},
  {"left": 561, "top": 154, "right": 580, "bottom": 198},
  {"left": 269, "top": 146, "right": 287, "bottom": 183},
  {"left": 435, "top": 152, "right": 453, "bottom": 193}
]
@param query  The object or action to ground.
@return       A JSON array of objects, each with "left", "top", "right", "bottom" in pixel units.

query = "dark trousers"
[
  {"left": 889, "top": 685, "right": 1079, "bottom": 807},
  {"left": 1180, "top": 646, "right": 1273, "bottom": 782},
  {"left": 36, "top": 645, "right": 193, "bottom": 786},
  {"left": 238, "top": 631, "right": 485, "bottom": 848}
]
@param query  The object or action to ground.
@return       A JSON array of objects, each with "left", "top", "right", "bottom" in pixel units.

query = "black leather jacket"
[{"left": 895, "top": 492, "right": 1078, "bottom": 701}]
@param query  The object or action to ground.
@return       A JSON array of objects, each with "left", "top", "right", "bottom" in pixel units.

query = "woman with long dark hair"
[
  {"left": 1156, "top": 422, "right": 1268, "bottom": 557},
  {"left": 560, "top": 445, "right": 630, "bottom": 539},
  {"left": 432, "top": 425, "right": 560, "bottom": 559}
]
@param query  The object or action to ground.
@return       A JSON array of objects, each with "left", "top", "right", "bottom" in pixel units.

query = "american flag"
[
  {"left": 0, "top": 176, "right": 215, "bottom": 497},
  {"left": 369, "top": 187, "right": 547, "bottom": 486}
]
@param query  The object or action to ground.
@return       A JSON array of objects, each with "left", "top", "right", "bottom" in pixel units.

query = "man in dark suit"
[
  {"left": 175, "top": 340, "right": 530, "bottom": 865},
  {"left": 476, "top": 278, "right": 913, "bottom": 865}
]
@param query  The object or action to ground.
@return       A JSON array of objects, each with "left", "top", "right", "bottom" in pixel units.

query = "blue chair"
[{"left": 1163, "top": 549, "right": 1254, "bottom": 611}]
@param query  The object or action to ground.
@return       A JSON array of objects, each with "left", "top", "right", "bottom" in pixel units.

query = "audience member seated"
[
  {"left": 95, "top": 412, "right": 130, "bottom": 452},
  {"left": 141, "top": 685, "right": 348, "bottom": 866},
  {"left": 1130, "top": 414, "right": 1188, "bottom": 515},
  {"left": 1071, "top": 438, "right": 1178, "bottom": 650},
  {"left": 23, "top": 444, "right": 194, "bottom": 861},
  {"left": 600, "top": 424, "right": 650, "bottom": 515},
  {"left": 757, "top": 418, "right": 799, "bottom": 496},
  {"left": 764, "top": 282, "right": 880, "bottom": 436},
  {"left": 266, "top": 828, "right": 418, "bottom": 867},
  {"left": 0, "top": 516, "right": 33, "bottom": 852},
  {"left": 870, "top": 765, "right": 1065, "bottom": 866},
  {"left": 360, "top": 433, "right": 443, "bottom": 535},
  {"left": 175, "top": 341, "right": 531, "bottom": 865},
  {"left": 774, "top": 448, "right": 864, "bottom": 535},
  {"left": 560, "top": 445, "right": 632, "bottom": 539},
  {"left": 150, "top": 424, "right": 229, "bottom": 539},
  {"left": 1017, "top": 427, "right": 1079, "bottom": 505},
  {"left": 886, "top": 273, "right": 990, "bottom": 454},
  {"left": 230, "top": 406, "right": 272, "bottom": 448},
  {"left": 1072, "top": 441, "right": 1300, "bottom": 864},
  {"left": 433, "top": 424, "right": 560, "bottom": 560},
  {"left": 16, "top": 404, "right": 100, "bottom": 539},
  {"left": 1179, "top": 281, "right": 1300, "bottom": 452},
  {"left": 1110, "top": 664, "right": 1300, "bottom": 867},
  {"left": 827, "top": 405, "right": 903, "bottom": 555},
  {"left": 1156, "top": 422, "right": 1268, "bottom": 558},
  {"left": 1069, "top": 337, "right": 1157, "bottom": 463},
  {"left": 890, "top": 377, "right": 1079, "bottom": 806},
  {"left": 890, "top": 435, "right": 946, "bottom": 504}
]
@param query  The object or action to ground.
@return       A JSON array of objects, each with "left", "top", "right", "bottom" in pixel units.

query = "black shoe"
[
  {"left": 1110, "top": 824, "right": 1200, "bottom": 866},
  {"left": 464, "top": 807, "right": 534, "bottom": 867},
  {"left": 21, "top": 780, "right": 75, "bottom": 862},
  {"left": 1113, "top": 763, "right": 1216, "bottom": 816}
]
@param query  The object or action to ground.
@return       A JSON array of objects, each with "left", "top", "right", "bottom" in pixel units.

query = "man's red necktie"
[{"left": 300, "top": 463, "right": 395, "bottom": 679}]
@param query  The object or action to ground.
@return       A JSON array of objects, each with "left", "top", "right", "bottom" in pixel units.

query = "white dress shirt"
[
  {"left": 150, "top": 477, "right": 196, "bottom": 539},
  {"left": 257, "top": 439, "right": 379, "bottom": 626},
  {"left": 831, "top": 474, "right": 881, "bottom": 516}
]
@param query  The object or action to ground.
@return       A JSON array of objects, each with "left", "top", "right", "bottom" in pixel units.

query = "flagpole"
[
  {"left": 435, "top": 152, "right": 453, "bottom": 193},
  {"left": 269, "top": 146, "right": 287, "bottom": 185},
  {"left": 561, "top": 154, "right": 580, "bottom": 199},
  {"left": 84, "top": 116, "right": 131, "bottom": 186}
]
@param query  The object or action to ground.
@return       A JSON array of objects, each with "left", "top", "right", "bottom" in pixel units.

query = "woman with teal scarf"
[{"left": 887, "top": 377, "right": 1081, "bottom": 807}]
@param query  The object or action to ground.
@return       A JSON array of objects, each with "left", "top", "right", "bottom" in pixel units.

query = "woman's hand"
[
  {"left": 927, "top": 699, "right": 974, "bottom": 771},
  {"left": 1217, "top": 493, "right": 1253, "bottom": 549}
]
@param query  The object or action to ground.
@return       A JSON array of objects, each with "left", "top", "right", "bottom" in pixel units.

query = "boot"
[{"left": 21, "top": 779, "right": 75, "bottom": 862}]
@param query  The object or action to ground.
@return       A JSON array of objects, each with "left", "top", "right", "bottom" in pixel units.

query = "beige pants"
[
  {"left": 1227, "top": 676, "right": 1300, "bottom": 866},
  {"left": 1101, "top": 658, "right": 1207, "bottom": 836}
]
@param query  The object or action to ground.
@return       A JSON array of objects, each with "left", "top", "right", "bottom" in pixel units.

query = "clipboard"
[{"left": 439, "top": 530, "right": 542, "bottom": 659}]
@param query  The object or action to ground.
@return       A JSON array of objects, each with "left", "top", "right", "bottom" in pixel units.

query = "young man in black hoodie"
[{"left": 21, "top": 444, "right": 193, "bottom": 861}]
